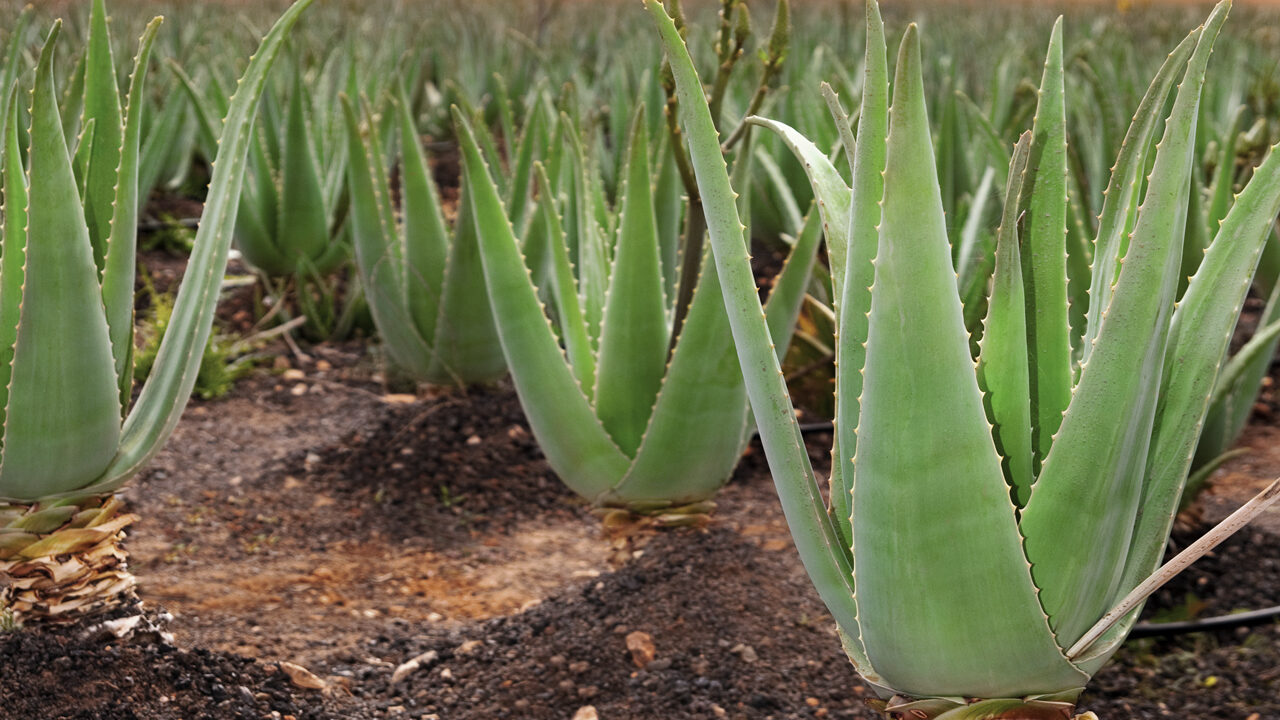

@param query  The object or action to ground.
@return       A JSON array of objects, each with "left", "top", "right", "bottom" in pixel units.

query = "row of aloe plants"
[{"left": 2, "top": 1, "right": 1280, "bottom": 718}]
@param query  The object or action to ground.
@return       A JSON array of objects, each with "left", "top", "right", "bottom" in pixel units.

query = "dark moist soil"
[
  {"left": 345, "top": 526, "right": 874, "bottom": 720},
  {"left": 0, "top": 619, "right": 336, "bottom": 720}
]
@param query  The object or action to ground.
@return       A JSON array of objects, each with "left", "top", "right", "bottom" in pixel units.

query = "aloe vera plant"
[
  {"left": 652, "top": 0, "right": 1280, "bottom": 714},
  {"left": 452, "top": 92, "right": 819, "bottom": 516},
  {"left": 0, "top": 0, "right": 312, "bottom": 625},
  {"left": 339, "top": 90, "right": 506, "bottom": 387}
]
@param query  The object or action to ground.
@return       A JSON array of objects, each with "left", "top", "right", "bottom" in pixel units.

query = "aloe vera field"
[{"left": 6, "top": 0, "right": 1280, "bottom": 718}]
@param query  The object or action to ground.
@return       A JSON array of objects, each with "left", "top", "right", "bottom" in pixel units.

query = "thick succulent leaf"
[
  {"left": 1020, "top": 3, "right": 1227, "bottom": 647},
  {"left": 852, "top": 27, "right": 1084, "bottom": 698},
  {"left": 746, "top": 117, "right": 851, "bottom": 293},
  {"left": 98, "top": 0, "right": 317, "bottom": 490},
  {"left": 763, "top": 202, "right": 825, "bottom": 368},
  {"left": 978, "top": 133, "right": 1035, "bottom": 506},
  {"left": 138, "top": 93, "right": 188, "bottom": 206},
  {"left": 1205, "top": 105, "right": 1244, "bottom": 239},
  {"left": 754, "top": 149, "right": 804, "bottom": 236},
  {"left": 593, "top": 113, "right": 669, "bottom": 456},
  {"left": 1064, "top": 193, "right": 1093, "bottom": 367},
  {"left": 341, "top": 96, "right": 434, "bottom": 378},
  {"left": 101, "top": 18, "right": 161, "bottom": 414},
  {"left": 653, "top": 138, "right": 684, "bottom": 303},
  {"left": 455, "top": 107, "right": 630, "bottom": 500},
  {"left": 504, "top": 99, "right": 541, "bottom": 237},
  {"left": 956, "top": 166, "right": 996, "bottom": 292},
  {"left": 1019, "top": 18, "right": 1072, "bottom": 470},
  {"left": 0, "top": 87, "right": 26, "bottom": 439},
  {"left": 81, "top": 0, "right": 123, "bottom": 271},
  {"left": 533, "top": 164, "right": 596, "bottom": 396},
  {"left": 0, "top": 8, "right": 31, "bottom": 115},
  {"left": 1120, "top": 138, "right": 1280, "bottom": 602},
  {"left": 273, "top": 67, "right": 332, "bottom": 275},
  {"left": 0, "top": 24, "right": 122, "bottom": 500},
  {"left": 235, "top": 121, "right": 288, "bottom": 274},
  {"left": 833, "top": 0, "right": 888, "bottom": 554},
  {"left": 395, "top": 90, "right": 448, "bottom": 351},
  {"left": 428, "top": 186, "right": 506, "bottom": 385},
  {"left": 610, "top": 186, "right": 825, "bottom": 507},
  {"left": 645, "top": 0, "right": 865, "bottom": 672},
  {"left": 1082, "top": 31, "right": 1199, "bottom": 363},
  {"left": 72, "top": 118, "right": 96, "bottom": 202},
  {"left": 1180, "top": 160, "right": 1209, "bottom": 295},
  {"left": 169, "top": 62, "right": 221, "bottom": 156},
  {"left": 569, "top": 127, "right": 609, "bottom": 347},
  {"left": 1197, "top": 279, "right": 1280, "bottom": 467},
  {"left": 605, "top": 250, "right": 749, "bottom": 505}
]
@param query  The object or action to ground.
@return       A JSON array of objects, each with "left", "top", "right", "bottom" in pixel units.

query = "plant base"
[
  {"left": 0, "top": 496, "right": 139, "bottom": 624},
  {"left": 868, "top": 693, "right": 1093, "bottom": 719}
]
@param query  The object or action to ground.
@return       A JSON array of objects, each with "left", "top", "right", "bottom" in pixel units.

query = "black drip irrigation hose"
[
  {"left": 1129, "top": 606, "right": 1280, "bottom": 638},
  {"left": 773, "top": 420, "right": 1280, "bottom": 638}
]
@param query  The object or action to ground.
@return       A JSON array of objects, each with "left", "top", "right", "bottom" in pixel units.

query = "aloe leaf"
[
  {"left": 100, "top": 0, "right": 317, "bottom": 489},
  {"left": 341, "top": 96, "right": 434, "bottom": 378},
  {"left": 606, "top": 249, "right": 749, "bottom": 504},
  {"left": 276, "top": 66, "right": 331, "bottom": 272},
  {"left": 534, "top": 164, "right": 596, "bottom": 396},
  {"left": 1020, "top": 3, "right": 1227, "bottom": 647},
  {"left": 653, "top": 138, "right": 684, "bottom": 302},
  {"left": 569, "top": 124, "right": 608, "bottom": 346},
  {"left": 395, "top": 89, "right": 448, "bottom": 350},
  {"left": 763, "top": 200, "right": 825, "bottom": 366},
  {"left": 101, "top": 17, "right": 161, "bottom": 414},
  {"left": 0, "top": 87, "right": 26, "bottom": 444},
  {"left": 978, "top": 133, "right": 1035, "bottom": 506},
  {"left": 1073, "top": 478, "right": 1280, "bottom": 662},
  {"left": 0, "top": 23, "right": 121, "bottom": 500},
  {"left": 834, "top": 0, "right": 888, "bottom": 551},
  {"left": 746, "top": 116, "right": 851, "bottom": 292},
  {"left": 853, "top": 26, "right": 1084, "bottom": 697},
  {"left": 72, "top": 118, "right": 95, "bottom": 202},
  {"left": 1197, "top": 281, "right": 1280, "bottom": 468},
  {"left": 1180, "top": 158, "right": 1209, "bottom": 295},
  {"left": 81, "top": 0, "right": 123, "bottom": 272},
  {"left": 455, "top": 107, "right": 630, "bottom": 499},
  {"left": 429, "top": 184, "right": 505, "bottom": 385},
  {"left": 1121, "top": 138, "right": 1280, "bottom": 600},
  {"left": 138, "top": 91, "right": 188, "bottom": 206},
  {"left": 645, "top": 0, "right": 865, "bottom": 674},
  {"left": 1082, "top": 30, "right": 1199, "bottom": 363},
  {"left": 0, "top": 7, "right": 31, "bottom": 114},
  {"left": 594, "top": 112, "right": 668, "bottom": 456},
  {"left": 1019, "top": 17, "right": 1072, "bottom": 470},
  {"left": 956, "top": 165, "right": 995, "bottom": 290},
  {"left": 504, "top": 97, "right": 541, "bottom": 237},
  {"left": 754, "top": 149, "right": 804, "bottom": 236},
  {"left": 61, "top": 53, "right": 87, "bottom": 147},
  {"left": 169, "top": 61, "right": 221, "bottom": 155},
  {"left": 1205, "top": 105, "right": 1245, "bottom": 237}
]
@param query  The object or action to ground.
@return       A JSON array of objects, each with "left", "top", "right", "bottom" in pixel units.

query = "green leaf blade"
[
  {"left": 594, "top": 113, "right": 669, "bottom": 456},
  {"left": 455, "top": 107, "right": 631, "bottom": 500},
  {"left": 0, "top": 24, "right": 121, "bottom": 500},
  {"left": 852, "top": 26, "right": 1083, "bottom": 698},
  {"left": 1020, "top": 17, "right": 1072, "bottom": 471},
  {"left": 104, "top": 0, "right": 318, "bottom": 488},
  {"left": 978, "top": 132, "right": 1035, "bottom": 506},
  {"left": 1020, "top": 2, "right": 1229, "bottom": 647}
]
